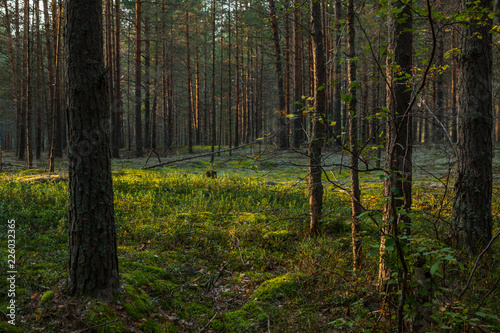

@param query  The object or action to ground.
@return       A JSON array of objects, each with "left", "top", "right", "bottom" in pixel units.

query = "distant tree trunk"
[
  {"left": 234, "top": 0, "right": 240, "bottom": 148},
  {"left": 186, "top": 11, "right": 193, "bottom": 154},
  {"left": 144, "top": 15, "right": 151, "bottom": 150},
  {"left": 269, "top": 0, "right": 288, "bottom": 149},
  {"left": 105, "top": 0, "right": 116, "bottom": 156},
  {"left": 432, "top": 32, "right": 444, "bottom": 143},
  {"left": 450, "top": 29, "right": 458, "bottom": 144},
  {"left": 333, "top": 0, "right": 342, "bottom": 141},
  {"left": 135, "top": 0, "right": 143, "bottom": 157},
  {"left": 284, "top": 0, "right": 290, "bottom": 145},
  {"left": 66, "top": 0, "right": 119, "bottom": 297},
  {"left": 35, "top": 0, "right": 43, "bottom": 160},
  {"left": 3, "top": 0, "right": 21, "bottom": 158},
  {"left": 347, "top": 0, "right": 362, "bottom": 270},
  {"left": 452, "top": 0, "right": 492, "bottom": 255},
  {"left": 52, "top": 0, "right": 63, "bottom": 159},
  {"left": 211, "top": 0, "right": 216, "bottom": 164},
  {"left": 378, "top": 0, "right": 413, "bottom": 285},
  {"left": 228, "top": 0, "right": 233, "bottom": 151},
  {"left": 308, "top": 0, "right": 326, "bottom": 236},
  {"left": 113, "top": 0, "right": 122, "bottom": 156},
  {"left": 42, "top": 0, "right": 56, "bottom": 171},
  {"left": 195, "top": 30, "right": 201, "bottom": 146},
  {"left": 292, "top": 0, "right": 303, "bottom": 148},
  {"left": 15, "top": 0, "right": 26, "bottom": 161},
  {"left": 25, "top": 0, "right": 33, "bottom": 168}
]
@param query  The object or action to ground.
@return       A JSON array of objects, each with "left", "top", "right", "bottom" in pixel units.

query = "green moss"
[
  {"left": 40, "top": 291, "right": 54, "bottom": 304},
  {"left": 221, "top": 310, "right": 252, "bottom": 332},
  {"left": 211, "top": 301, "right": 268, "bottom": 332},
  {"left": 241, "top": 301, "right": 268, "bottom": 321},
  {"left": 251, "top": 273, "right": 304, "bottom": 301},
  {"left": 138, "top": 318, "right": 164, "bottom": 333},
  {"left": 152, "top": 279, "right": 177, "bottom": 294},
  {"left": 82, "top": 302, "right": 125, "bottom": 333},
  {"left": 186, "top": 303, "right": 212, "bottom": 317},
  {"left": 0, "top": 321, "right": 25, "bottom": 332},
  {"left": 263, "top": 230, "right": 294, "bottom": 240},
  {"left": 123, "top": 285, "right": 152, "bottom": 320}
]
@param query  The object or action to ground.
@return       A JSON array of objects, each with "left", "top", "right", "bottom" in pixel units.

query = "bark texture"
[
  {"left": 308, "top": 0, "right": 326, "bottom": 236},
  {"left": 378, "top": 0, "right": 413, "bottom": 284},
  {"left": 452, "top": 0, "right": 492, "bottom": 255},
  {"left": 66, "top": 0, "right": 119, "bottom": 297}
]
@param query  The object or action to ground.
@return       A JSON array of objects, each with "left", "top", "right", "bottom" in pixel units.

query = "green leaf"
[{"left": 430, "top": 261, "right": 441, "bottom": 276}]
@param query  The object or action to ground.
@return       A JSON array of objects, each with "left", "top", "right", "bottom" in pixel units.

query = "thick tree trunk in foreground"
[
  {"left": 66, "top": 0, "right": 119, "bottom": 297},
  {"left": 452, "top": 0, "right": 492, "bottom": 256}
]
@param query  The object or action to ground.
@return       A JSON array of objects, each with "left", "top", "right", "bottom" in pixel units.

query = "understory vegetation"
[{"left": 0, "top": 146, "right": 499, "bottom": 332}]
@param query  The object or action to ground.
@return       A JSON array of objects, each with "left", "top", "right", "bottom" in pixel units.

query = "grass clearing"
[{"left": 0, "top": 146, "right": 499, "bottom": 332}]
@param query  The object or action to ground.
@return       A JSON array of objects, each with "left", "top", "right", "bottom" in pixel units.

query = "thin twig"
[
  {"left": 458, "top": 229, "right": 500, "bottom": 300},
  {"left": 199, "top": 313, "right": 218, "bottom": 333}
]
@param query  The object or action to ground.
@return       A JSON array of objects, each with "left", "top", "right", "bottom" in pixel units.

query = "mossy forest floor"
[{"left": 0, "top": 145, "right": 499, "bottom": 332}]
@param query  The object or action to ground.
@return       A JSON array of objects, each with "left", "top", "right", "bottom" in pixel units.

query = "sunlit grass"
[{"left": 0, "top": 146, "right": 499, "bottom": 332}]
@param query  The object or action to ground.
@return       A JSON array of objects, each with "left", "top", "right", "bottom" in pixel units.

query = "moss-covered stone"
[
  {"left": 138, "top": 318, "right": 164, "bottom": 333},
  {"left": 123, "top": 285, "right": 152, "bottom": 320},
  {"left": 251, "top": 273, "right": 304, "bottom": 301},
  {"left": 82, "top": 302, "right": 125, "bottom": 333},
  {"left": 40, "top": 291, "right": 54, "bottom": 304}
]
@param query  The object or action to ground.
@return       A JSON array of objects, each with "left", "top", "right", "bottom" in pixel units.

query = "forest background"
[{"left": 0, "top": 0, "right": 500, "bottom": 332}]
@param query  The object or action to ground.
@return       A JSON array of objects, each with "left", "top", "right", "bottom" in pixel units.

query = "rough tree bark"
[
  {"left": 269, "top": 0, "right": 288, "bottom": 149},
  {"left": 66, "top": 0, "right": 119, "bottom": 297},
  {"left": 378, "top": 0, "right": 413, "bottom": 284},
  {"left": 452, "top": 0, "right": 493, "bottom": 255},
  {"left": 308, "top": 0, "right": 326, "bottom": 236},
  {"left": 347, "top": 0, "right": 362, "bottom": 270}
]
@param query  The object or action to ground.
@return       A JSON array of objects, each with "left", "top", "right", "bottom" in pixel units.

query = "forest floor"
[{"left": 0, "top": 144, "right": 499, "bottom": 332}]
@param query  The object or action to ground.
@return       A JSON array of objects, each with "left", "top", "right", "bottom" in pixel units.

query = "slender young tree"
[
  {"left": 25, "top": 0, "right": 32, "bottom": 168},
  {"left": 268, "top": 0, "right": 288, "bottom": 149},
  {"left": 135, "top": 0, "right": 143, "bottom": 157},
  {"left": 66, "top": 0, "right": 119, "bottom": 297},
  {"left": 452, "top": 0, "right": 493, "bottom": 255},
  {"left": 378, "top": 0, "right": 413, "bottom": 285},
  {"left": 308, "top": 0, "right": 326, "bottom": 236},
  {"left": 186, "top": 11, "right": 193, "bottom": 154},
  {"left": 347, "top": 0, "right": 362, "bottom": 270},
  {"left": 211, "top": 0, "right": 217, "bottom": 164},
  {"left": 292, "top": 0, "right": 303, "bottom": 148}
]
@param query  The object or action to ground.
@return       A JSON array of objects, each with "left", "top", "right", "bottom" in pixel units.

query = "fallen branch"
[
  {"left": 199, "top": 313, "right": 218, "bottom": 333},
  {"left": 142, "top": 135, "right": 276, "bottom": 170}
]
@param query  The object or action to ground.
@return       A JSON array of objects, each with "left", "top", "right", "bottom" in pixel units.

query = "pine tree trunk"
[
  {"left": 25, "top": 0, "right": 32, "bottom": 168},
  {"left": 378, "top": 0, "right": 413, "bottom": 285},
  {"left": 186, "top": 11, "right": 193, "bottom": 154},
  {"left": 333, "top": 0, "right": 342, "bottom": 141},
  {"left": 66, "top": 0, "right": 119, "bottom": 297},
  {"left": 135, "top": 0, "right": 143, "bottom": 157},
  {"left": 308, "top": 0, "right": 326, "bottom": 236},
  {"left": 452, "top": 0, "right": 493, "bottom": 255},
  {"left": 292, "top": 0, "right": 303, "bottom": 148},
  {"left": 269, "top": 0, "right": 288, "bottom": 149},
  {"left": 347, "top": 0, "right": 362, "bottom": 270}
]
